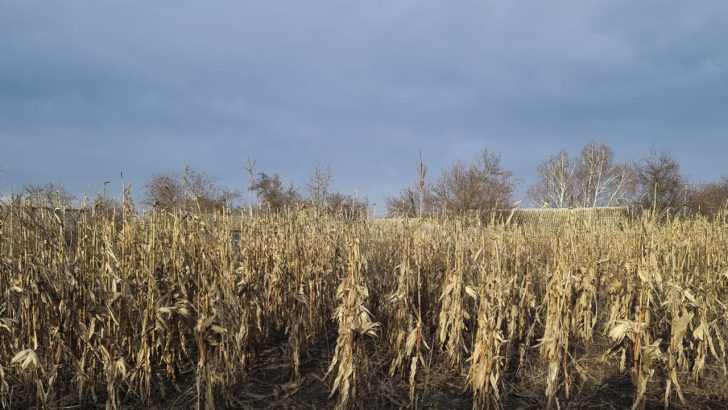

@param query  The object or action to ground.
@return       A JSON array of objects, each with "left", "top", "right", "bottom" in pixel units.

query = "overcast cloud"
[{"left": 1, "top": 1, "right": 727, "bottom": 205}]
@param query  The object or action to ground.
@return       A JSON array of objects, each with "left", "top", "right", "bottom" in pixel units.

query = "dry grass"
[{"left": 0, "top": 201, "right": 727, "bottom": 409}]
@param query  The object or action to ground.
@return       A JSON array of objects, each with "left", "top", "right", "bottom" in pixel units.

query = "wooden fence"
[{"left": 497, "top": 206, "right": 631, "bottom": 227}]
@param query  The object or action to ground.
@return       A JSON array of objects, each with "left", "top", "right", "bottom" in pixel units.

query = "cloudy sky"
[{"left": 1, "top": 1, "right": 727, "bottom": 206}]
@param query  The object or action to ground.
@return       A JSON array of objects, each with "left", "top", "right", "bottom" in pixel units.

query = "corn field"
[{"left": 1, "top": 200, "right": 727, "bottom": 409}]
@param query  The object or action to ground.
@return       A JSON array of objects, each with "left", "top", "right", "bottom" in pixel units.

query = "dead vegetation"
[{"left": 0, "top": 201, "right": 727, "bottom": 409}]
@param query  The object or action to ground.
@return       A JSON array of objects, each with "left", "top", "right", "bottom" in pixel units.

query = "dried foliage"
[{"left": 1, "top": 199, "right": 727, "bottom": 409}]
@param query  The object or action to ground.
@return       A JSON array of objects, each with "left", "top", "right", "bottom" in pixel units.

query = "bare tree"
[
  {"left": 386, "top": 149, "right": 514, "bottom": 216},
  {"left": 181, "top": 165, "right": 240, "bottom": 210},
  {"left": 633, "top": 149, "right": 685, "bottom": 214},
  {"left": 144, "top": 173, "right": 183, "bottom": 210},
  {"left": 431, "top": 149, "right": 516, "bottom": 213},
  {"left": 528, "top": 149, "right": 575, "bottom": 208},
  {"left": 528, "top": 143, "right": 635, "bottom": 208},
  {"left": 23, "top": 183, "right": 76, "bottom": 209},
  {"left": 306, "top": 162, "right": 332, "bottom": 207},
  {"left": 574, "top": 142, "right": 635, "bottom": 207},
  {"left": 603, "top": 163, "right": 635, "bottom": 207},
  {"left": 252, "top": 172, "right": 300, "bottom": 211},
  {"left": 144, "top": 166, "right": 239, "bottom": 212},
  {"left": 326, "top": 192, "right": 368, "bottom": 217},
  {"left": 385, "top": 186, "right": 420, "bottom": 217},
  {"left": 689, "top": 177, "right": 728, "bottom": 218}
]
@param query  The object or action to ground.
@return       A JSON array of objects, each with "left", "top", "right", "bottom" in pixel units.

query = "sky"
[{"left": 1, "top": 1, "right": 727, "bottom": 207}]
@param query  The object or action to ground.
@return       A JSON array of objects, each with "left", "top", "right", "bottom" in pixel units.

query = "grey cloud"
[{"left": 1, "top": 1, "right": 727, "bottom": 203}]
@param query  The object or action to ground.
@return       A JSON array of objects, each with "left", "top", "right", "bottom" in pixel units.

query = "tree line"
[
  {"left": 4, "top": 142, "right": 727, "bottom": 219},
  {"left": 386, "top": 142, "right": 727, "bottom": 219},
  {"left": 140, "top": 162, "right": 368, "bottom": 215},
  {"left": 2, "top": 160, "right": 366, "bottom": 214}
]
